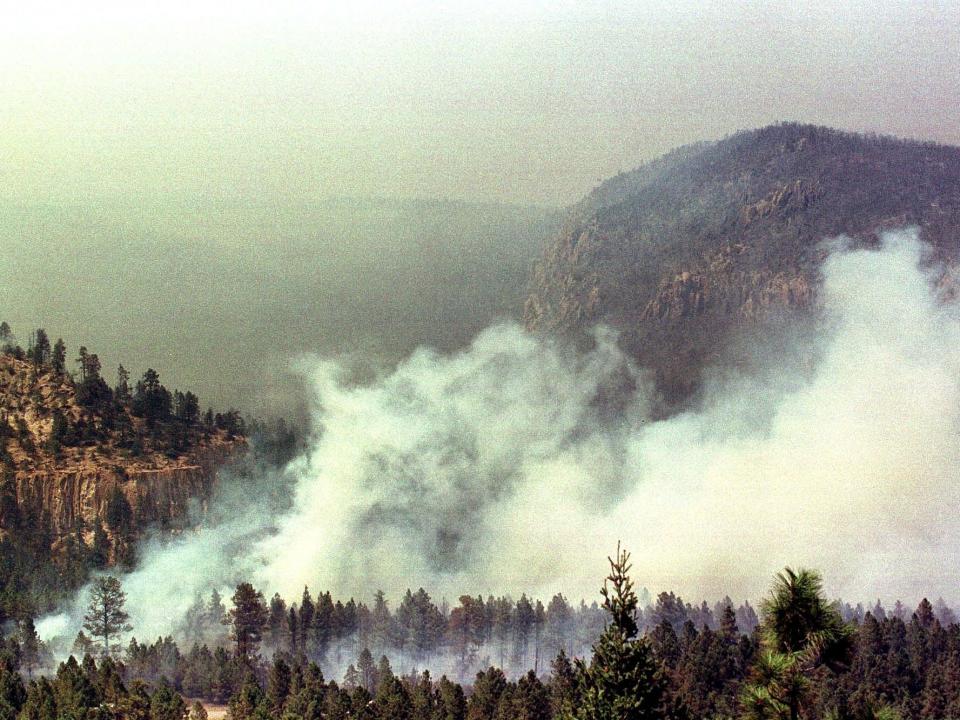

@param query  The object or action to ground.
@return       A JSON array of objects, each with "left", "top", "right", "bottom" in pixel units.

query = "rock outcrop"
[
  {"left": 0, "top": 353, "right": 245, "bottom": 559},
  {"left": 524, "top": 123, "right": 960, "bottom": 407}
]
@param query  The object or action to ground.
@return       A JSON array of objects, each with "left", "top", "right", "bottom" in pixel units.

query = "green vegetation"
[
  {"left": 0, "top": 560, "right": 958, "bottom": 719},
  {"left": 566, "top": 545, "right": 671, "bottom": 719},
  {"left": 0, "top": 321, "right": 249, "bottom": 626},
  {"left": 82, "top": 576, "right": 133, "bottom": 659}
]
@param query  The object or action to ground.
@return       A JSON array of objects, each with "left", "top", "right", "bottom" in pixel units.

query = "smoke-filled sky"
[
  {"left": 3, "top": 0, "right": 959, "bottom": 207},
  {"left": 3, "top": 0, "right": 959, "bottom": 414}
]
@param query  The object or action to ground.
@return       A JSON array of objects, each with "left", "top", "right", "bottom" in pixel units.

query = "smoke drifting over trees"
[{"left": 35, "top": 229, "right": 960, "bottom": 662}]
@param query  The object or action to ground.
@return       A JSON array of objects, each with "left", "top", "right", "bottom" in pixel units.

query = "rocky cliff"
[
  {"left": 524, "top": 123, "right": 960, "bottom": 407},
  {"left": 0, "top": 353, "right": 244, "bottom": 562}
]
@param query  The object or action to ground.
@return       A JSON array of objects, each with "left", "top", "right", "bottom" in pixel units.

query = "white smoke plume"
[{"left": 39, "top": 229, "right": 960, "bottom": 657}]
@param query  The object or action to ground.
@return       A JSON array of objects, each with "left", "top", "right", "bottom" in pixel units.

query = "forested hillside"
[
  {"left": 525, "top": 123, "right": 960, "bottom": 407},
  {"left": 0, "top": 322, "right": 246, "bottom": 621}
]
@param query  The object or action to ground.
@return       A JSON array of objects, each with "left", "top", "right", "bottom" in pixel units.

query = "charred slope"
[{"left": 524, "top": 123, "right": 960, "bottom": 405}]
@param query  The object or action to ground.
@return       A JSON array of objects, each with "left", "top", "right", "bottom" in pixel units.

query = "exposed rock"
[
  {"left": 524, "top": 123, "right": 960, "bottom": 408},
  {"left": 0, "top": 353, "right": 245, "bottom": 560}
]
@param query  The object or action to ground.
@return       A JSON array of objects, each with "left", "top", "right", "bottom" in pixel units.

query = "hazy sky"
[{"left": 3, "top": 0, "right": 959, "bottom": 207}]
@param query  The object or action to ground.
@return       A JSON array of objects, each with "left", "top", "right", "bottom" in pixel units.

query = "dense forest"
[{"left": 1, "top": 551, "right": 959, "bottom": 719}]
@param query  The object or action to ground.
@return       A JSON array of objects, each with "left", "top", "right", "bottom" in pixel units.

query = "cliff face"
[
  {"left": 11, "top": 442, "right": 236, "bottom": 543},
  {"left": 0, "top": 354, "right": 245, "bottom": 560},
  {"left": 524, "top": 124, "right": 960, "bottom": 406}
]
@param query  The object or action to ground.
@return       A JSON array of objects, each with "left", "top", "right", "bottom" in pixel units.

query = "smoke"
[{"left": 39, "top": 229, "right": 960, "bottom": 656}]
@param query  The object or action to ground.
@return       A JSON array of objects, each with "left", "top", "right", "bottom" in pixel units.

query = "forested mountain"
[
  {"left": 525, "top": 123, "right": 960, "bottom": 406},
  {"left": 0, "top": 324, "right": 245, "bottom": 619}
]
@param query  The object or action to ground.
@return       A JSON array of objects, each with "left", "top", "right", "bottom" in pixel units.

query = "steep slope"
[
  {"left": 0, "top": 353, "right": 243, "bottom": 567},
  {"left": 524, "top": 123, "right": 960, "bottom": 405}
]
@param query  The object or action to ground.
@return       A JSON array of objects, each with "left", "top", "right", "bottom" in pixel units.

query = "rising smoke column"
[
  {"left": 40, "top": 228, "right": 960, "bottom": 650},
  {"left": 252, "top": 228, "right": 960, "bottom": 605}
]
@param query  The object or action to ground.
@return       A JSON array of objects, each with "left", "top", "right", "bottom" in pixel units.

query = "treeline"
[
  {"left": 6, "top": 575, "right": 960, "bottom": 718},
  {"left": 166, "top": 583, "right": 764, "bottom": 680},
  {"left": 0, "top": 321, "right": 246, "bottom": 460},
  {"left": 10, "top": 560, "right": 960, "bottom": 718}
]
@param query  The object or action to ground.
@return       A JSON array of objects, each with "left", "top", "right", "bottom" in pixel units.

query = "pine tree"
[
  {"left": 568, "top": 544, "right": 672, "bottom": 720},
  {"left": 514, "top": 671, "right": 551, "bottom": 720},
  {"left": 466, "top": 667, "right": 507, "bottom": 720},
  {"left": 740, "top": 568, "right": 854, "bottom": 720},
  {"left": 287, "top": 606, "right": 299, "bottom": 654},
  {"left": 149, "top": 680, "right": 186, "bottom": 720},
  {"left": 51, "top": 339, "right": 66, "bottom": 375},
  {"left": 18, "top": 618, "right": 41, "bottom": 678},
  {"left": 89, "top": 521, "right": 111, "bottom": 569},
  {"left": 438, "top": 676, "right": 466, "bottom": 720},
  {"left": 0, "top": 660, "right": 26, "bottom": 719},
  {"left": 343, "top": 664, "right": 360, "bottom": 691},
  {"left": 18, "top": 676, "right": 56, "bottom": 720},
  {"left": 268, "top": 593, "right": 287, "bottom": 649},
  {"left": 375, "top": 674, "right": 412, "bottom": 720},
  {"left": 30, "top": 329, "right": 50, "bottom": 368},
  {"left": 82, "top": 576, "right": 132, "bottom": 658},
  {"left": 228, "top": 583, "right": 269, "bottom": 660},
  {"left": 299, "top": 587, "right": 315, "bottom": 654},
  {"left": 266, "top": 657, "right": 291, "bottom": 716},
  {"left": 115, "top": 365, "right": 131, "bottom": 402},
  {"left": 358, "top": 649, "right": 376, "bottom": 692}
]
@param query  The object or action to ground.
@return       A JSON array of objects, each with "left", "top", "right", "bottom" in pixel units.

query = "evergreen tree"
[
  {"left": 568, "top": 544, "right": 672, "bottom": 720},
  {"left": 299, "top": 587, "right": 315, "bottom": 654},
  {"left": 266, "top": 657, "right": 292, "bottom": 716},
  {"left": 51, "top": 339, "right": 66, "bottom": 375},
  {"left": 45, "top": 409, "right": 68, "bottom": 456},
  {"left": 18, "top": 677, "right": 56, "bottom": 720},
  {"left": 466, "top": 667, "right": 507, "bottom": 720},
  {"left": 375, "top": 673, "right": 412, "bottom": 720},
  {"left": 18, "top": 618, "right": 41, "bottom": 678},
  {"left": 358, "top": 648, "right": 377, "bottom": 692},
  {"left": 228, "top": 583, "right": 269, "bottom": 660},
  {"left": 132, "top": 369, "right": 172, "bottom": 425},
  {"left": 115, "top": 365, "right": 131, "bottom": 402},
  {"left": 30, "top": 329, "right": 50, "bottom": 368},
  {"left": 514, "top": 671, "right": 551, "bottom": 720},
  {"left": 287, "top": 606, "right": 299, "bottom": 654},
  {"left": 82, "top": 575, "right": 132, "bottom": 657},
  {"left": 437, "top": 676, "right": 466, "bottom": 720},
  {"left": 0, "top": 660, "right": 26, "bottom": 720},
  {"left": 741, "top": 568, "right": 854, "bottom": 720},
  {"left": 89, "top": 521, "right": 111, "bottom": 569},
  {"left": 53, "top": 656, "right": 100, "bottom": 720},
  {"left": 268, "top": 593, "right": 287, "bottom": 649},
  {"left": 149, "top": 680, "right": 186, "bottom": 720},
  {"left": 228, "top": 673, "right": 267, "bottom": 720},
  {"left": 549, "top": 651, "right": 579, "bottom": 718}
]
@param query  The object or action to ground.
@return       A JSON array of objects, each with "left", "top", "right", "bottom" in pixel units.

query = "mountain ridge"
[{"left": 524, "top": 122, "right": 960, "bottom": 405}]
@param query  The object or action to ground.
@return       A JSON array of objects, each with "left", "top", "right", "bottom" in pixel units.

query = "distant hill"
[
  {"left": 524, "top": 123, "right": 960, "bottom": 407},
  {"left": 0, "top": 198, "right": 558, "bottom": 418}
]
